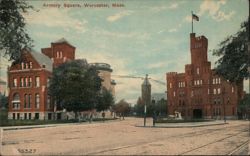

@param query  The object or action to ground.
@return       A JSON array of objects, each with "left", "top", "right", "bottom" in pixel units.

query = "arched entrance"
[{"left": 193, "top": 109, "right": 202, "bottom": 118}]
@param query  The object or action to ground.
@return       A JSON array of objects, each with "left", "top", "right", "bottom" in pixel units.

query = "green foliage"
[
  {"left": 134, "top": 97, "right": 167, "bottom": 117},
  {"left": 154, "top": 98, "right": 167, "bottom": 116},
  {"left": 213, "top": 18, "right": 249, "bottom": 84},
  {"left": 0, "top": 0, "right": 34, "bottom": 61},
  {"left": 49, "top": 59, "right": 102, "bottom": 117},
  {"left": 0, "top": 93, "right": 8, "bottom": 109},
  {"left": 96, "top": 88, "right": 115, "bottom": 112},
  {"left": 238, "top": 94, "right": 250, "bottom": 112},
  {"left": 113, "top": 99, "right": 130, "bottom": 115}
]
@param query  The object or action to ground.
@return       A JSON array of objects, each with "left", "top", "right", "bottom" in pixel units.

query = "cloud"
[
  {"left": 151, "top": 2, "right": 180, "bottom": 12},
  {"left": 198, "top": 0, "right": 235, "bottom": 22},
  {"left": 168, "top": 28, "right": 177, "bottom": 33},
  {"left": 107, "top": 10, "right": 133, "bottom": 22},
  {"left": 23, "top": 8, "right": 88, "bottom": 33},
  {"left": 169, "top": 3, "right": 178, "bottom": 9},
  {"left": 148, "top": 62, "right": 166, "bottom": 69}
]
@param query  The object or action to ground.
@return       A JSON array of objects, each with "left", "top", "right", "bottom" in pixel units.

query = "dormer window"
[
  {"left": 29, "top": 62, "right": 33, "bottom": 69},
  {"left": 26, "top": 63, "right": 29, "bottom": 69}
]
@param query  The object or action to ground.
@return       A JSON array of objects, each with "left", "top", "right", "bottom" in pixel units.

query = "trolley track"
[{"left": 85, "top": 124, "right": 248, "bottom": 155}]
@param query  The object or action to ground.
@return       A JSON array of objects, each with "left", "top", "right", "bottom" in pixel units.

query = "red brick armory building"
[{"left": 166, "top": 33, "right": 244, "bottom": 119}]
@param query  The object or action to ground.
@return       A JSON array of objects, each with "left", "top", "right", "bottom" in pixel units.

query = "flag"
[{"left": 192, "top": 14, "right": 199, "bottom": 21}]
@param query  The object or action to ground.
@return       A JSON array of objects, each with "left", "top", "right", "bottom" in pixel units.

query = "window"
[
  {"left": 56, "top": 51, "right": 59, "bottom": 58},
  {"left": 25, "top": 78, "right": 29, "bottom": 87},
  {"left": 47, "top": 95, "right": 51, "bottom": 109},
  {"left": 191, "top": 91, "right": 194, "bottom": 97},
  {"left": 218, "top": 78, "right": 221, "bottom": 84},
  {"left": 26, "top": 63, "right": 29, "bottom": 69},
  {"left": 13, "top": 78, "right": 17, "bottom": 87},
  {"left": 197, "top": 80, "right": 199, "bottom": 85},
  {"left": 23, "top": 77, "right": 26, "bottom": 87},
  {"left": 213, "top": 88, "right": 216, "bottom": 95},
  {"left": 21, "top": 62, "right": 24, "bottom": 69},
  {"left": 208, "top": 89, "right": 210, "bottom": 94},
  {"left": 28, "top": 94, "right": 32, "bottom": 108},
  {"left": 173, "top": 91, "right": 176, "bottom": 97},
  {"left": 24, "top": 113, "right": 27, "bottom": 120},
  {"left": 29, "top": 62, "right": 32, "bottom": 68},
  {"left": 200, "top": 80, "right": 203, "bottom": 85},
  {"left": 217, "top": 88, "right": 221, "bottom": 94},
  {"left": 47, "top": 78, "right": 50, "bottom": 87},
  {"left": 60, "top": 51, "right": 63, "bottom": 58},
  {"left": 194, "top": 80, "right": 197, "bottom": 85},
  {"left": 24, "top": 94, "right": 28, "bottom": 108},
  {"left": 12, "top": 93, "right": 20, "bottom": 109},
  {"left": 29, "top": 113, "right": 32, "bottom": 119},
  {"left": 35, "top": 77, "right": 40, "bottom": 87},
  {"left": 232, "top": 87, "right": 234, "bottom": 93},
  {"left": 197, "top": 68, "right": 199, "bottom": 75},
  {"left": 169, "top": 83, "right": 172, "bottom": 88},
  {"left": 29, "top": 77, "right": 32, "bottom": 87},
  {"left": 35, "top": 94, "right": 40, "bottom": 109},
  {"left": 215, "top": 78, "right": 218, "bottom": 84},
  {"left": 20, "top": 78, "right": 23, "bottom": 87}
]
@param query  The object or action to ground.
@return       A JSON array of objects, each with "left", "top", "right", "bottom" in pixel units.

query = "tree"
[
  {"left": 0, "top": 0, "right": 34, "bottom": 61},
  {"left": 49, "top": 59, "right": 102, "bottom": 119},
  {"left": 213, "top": 18, "right": 249, "bottom": 84},
  {"left": 154, "top": 98, "right": 167, "bottom": 116},
  {"left": 134, "top": 97, "right": 144, "bottom": 116},
  {"left": 96, "top": 88, "right": 115, "bottom": 112},
  {"left": 0, "top": 93, "right": 8, "bottom": 109},
  {"left": 238, "top": 94, "right": 250, "bottom": 119},
  {"left": 113, "top": 99, "right": 130, "bottom": 119}
]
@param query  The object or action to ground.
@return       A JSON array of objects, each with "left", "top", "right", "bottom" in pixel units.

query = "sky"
[{"left": 0, "top": 0, "right": 249, "bottom": 104}]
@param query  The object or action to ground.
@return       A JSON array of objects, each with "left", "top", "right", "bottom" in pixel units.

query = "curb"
[{"left": 135, "top": 122, "right": 228, "bottom": 128}]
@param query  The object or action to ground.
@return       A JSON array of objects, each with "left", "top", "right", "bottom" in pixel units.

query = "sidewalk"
[
  {"left": 1, "top": 118, "right": 119, "bottom": 131},
  {"left": 136, "top": 120, "right": 228, "bottom": 128}
]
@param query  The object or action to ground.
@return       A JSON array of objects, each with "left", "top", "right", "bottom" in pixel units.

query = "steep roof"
[
  {"left": 53, "top": 38, "right": 75, "bottom": 48},
  {"left": 27, "top": 48, "right": 53, "bottom": 72},
  {"left": 142, "top": 78, "right": 151, "bottom": 86}
]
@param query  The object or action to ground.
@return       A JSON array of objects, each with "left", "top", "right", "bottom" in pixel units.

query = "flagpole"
[{"left": 191, "top": 11, "right": 193, "bottom": 33}]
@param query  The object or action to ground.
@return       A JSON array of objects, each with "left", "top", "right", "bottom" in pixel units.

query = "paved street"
[{"left": 1, "top": 118, "right": 249, "bottom": 155}]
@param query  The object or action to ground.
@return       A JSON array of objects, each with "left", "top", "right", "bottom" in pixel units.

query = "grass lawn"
[{"left": 0, "top": 109, "right": 118, "bottom": 127}]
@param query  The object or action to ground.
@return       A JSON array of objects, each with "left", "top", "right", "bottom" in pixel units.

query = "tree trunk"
[{"left": 74, "top": 111, "right": 78, "bottom": 120}]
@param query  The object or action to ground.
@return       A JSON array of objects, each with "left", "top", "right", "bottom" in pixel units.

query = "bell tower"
[{"left": 190, "top": 33, "right": 208, "bottom": 66}]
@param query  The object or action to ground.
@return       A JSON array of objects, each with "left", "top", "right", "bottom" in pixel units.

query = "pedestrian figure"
[{"left": 102, "top": 112, "right": 105, "bottom": 122}]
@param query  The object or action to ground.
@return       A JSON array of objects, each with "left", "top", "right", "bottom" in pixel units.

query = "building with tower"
[
  {"left": 141, "top": 74, "right": 151, "bottom": 106},
  {"left": 166, "top": 33, "right": 244, "bottom": 119}
]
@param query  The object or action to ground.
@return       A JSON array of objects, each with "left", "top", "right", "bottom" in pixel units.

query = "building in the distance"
[
  {"left": 166, "top": 33, "right": 244, "bottom": 119},
  {"left": 8, "top": 38, "right": 115, "bottom": 120},
  {"left": 90, "top": 63, "right": 116, "bottom": 97}
]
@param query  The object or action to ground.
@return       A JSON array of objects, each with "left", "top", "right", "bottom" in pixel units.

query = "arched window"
[{"left": 12, "top": 93, "right": 20, "bottom": 109}]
